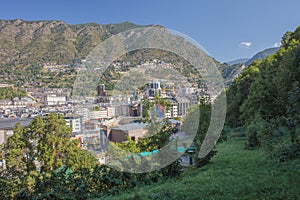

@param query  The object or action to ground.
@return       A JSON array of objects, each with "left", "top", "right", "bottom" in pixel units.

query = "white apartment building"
[
  {"left": 64, "top": 115, "right": 83, "bottom": 135},
  {"left": 107, "top": 106, "right": 115, "bottom": 118},
  {"left": 165, "top": 102, "right": 178, "bottom": 118},
  {"left": 46, "top": 95, "right": 66, "bottom": 106}
]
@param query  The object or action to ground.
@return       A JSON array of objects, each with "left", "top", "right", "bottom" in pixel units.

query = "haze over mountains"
[
  {"left": 226, "top": 58, "right": 249, "bottom": 66},
  {"left": 226, "top": 47, "right": 280, "bottom": 66}
]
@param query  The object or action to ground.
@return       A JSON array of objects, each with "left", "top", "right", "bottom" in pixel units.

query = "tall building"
[
  {"left": 97, "top": 84, "right": 106, "bottom": 97},
  {"left": 75, "top": 107, "right": 89, "bottom": 122},
  {"left": 64, "top": 115, "right": 83, "bottom": 135},
  {"left": 164, "top": 99, "right": 178, "bottom": 119},
  {"left": 150, "top": 81, "right": 160, "bottom": 90},
  {"left": 148, "top": 80, "right": 161, "bottom": 97},
  {"left": 129, "top": 103, "right": 141, "bottom": 117},
  {"left": 177, "top": 97, "right": 190, "bottom": 117},
  {"left": 97, "top": 84, "right": 111, "bottom": 103},
  {"left": 111, "top": 104, "right": 130, "bottom": 117}
]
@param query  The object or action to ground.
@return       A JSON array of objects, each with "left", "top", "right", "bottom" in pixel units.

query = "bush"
[{"left": 275, "top": 144, "right": 300, "bottom": 162}]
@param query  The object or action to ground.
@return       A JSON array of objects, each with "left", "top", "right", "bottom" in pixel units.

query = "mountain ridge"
[
  {"left": 0, "top": 19, "right": 144, "bottom": 66},
  {"left": 221, "top": 47, "right": 280, "bottom": 85},
  {"left": 245, "top": 47, "right": 279, "bottom": 66},
  {"left": 225, "top": 58, "right": 249, "bottom": 66},
  {"left": 0, "top": 19, "right": 248, "bottom": 88},
  {"left": 226, "top": 47, "right": 280, "bottom": 67}
]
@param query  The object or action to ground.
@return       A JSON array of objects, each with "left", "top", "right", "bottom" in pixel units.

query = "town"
[{"left": 0, "top": 60, "right": 213, "bottom": 166}]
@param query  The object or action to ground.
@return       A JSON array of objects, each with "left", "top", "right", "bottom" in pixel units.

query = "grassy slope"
[{"left": 94, "top": 138, "right": 300, "bottom": 200}]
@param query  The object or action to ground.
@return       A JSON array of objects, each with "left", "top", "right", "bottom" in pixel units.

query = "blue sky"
[{"left": 1, "top": 0, "right": 300, "bottom": 62}]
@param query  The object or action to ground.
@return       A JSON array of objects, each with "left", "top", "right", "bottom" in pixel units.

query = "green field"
[{"left": 94, "top": 138, "right": 300, "bottom": 200}]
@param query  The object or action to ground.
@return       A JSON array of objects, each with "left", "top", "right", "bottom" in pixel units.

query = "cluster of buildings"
[
  {"left": 0, "top": 78, "right": 210, "bottom": 135},
  {"left": 43, "top": 62, "right": 72, "bottom": 73},
  {"left": 0, "top": 60, "right": 213, "bottom": 166}
]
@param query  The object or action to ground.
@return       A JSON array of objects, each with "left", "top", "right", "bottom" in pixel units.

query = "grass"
[{"left": 92, "top": 138, "right": 300, "bottom": 200}]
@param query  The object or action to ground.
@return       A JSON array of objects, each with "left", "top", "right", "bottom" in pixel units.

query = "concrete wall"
[
  {"left": 110, "top": 129, "right": 128, "bottom": 143},
  {"left": 110, "top": 128, "right": 146, "bottom": 143},
  {"left": 0, "top": 129, "right": 13, "bottom": 145}
]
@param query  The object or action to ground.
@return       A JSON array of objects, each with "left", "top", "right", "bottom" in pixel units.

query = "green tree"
[
  {"left": 286, "top": 81, "right": 300, "bottom": 144},
  {"left": 4, "top": 123, "right": 35, "bottom": 173},
  {"left": 36, "top": 113, "right": 97, "bottom": 172},
  {"left": 1, "top": 123, "right": 36, "bottom": 198},
  {"left": 0, "top": 87, "right": 27, "bottom": 100},
  {"left": 1, "top": 113, "right": 98, "bottom": 198},
  {"left": 116, "top": 136, "right": 140, "bottom": 153},
  {"left": 192, "top": 104, "right": 218, "bottom": 167},
  {"left": 226, "top": 63, "right": 260, "bottom": 127},
  {"left": 227, "top": 26, "right": 300, "bottom": 157}
]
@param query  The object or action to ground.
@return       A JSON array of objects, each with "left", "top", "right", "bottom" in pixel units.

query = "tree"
[
  {"left": 286, "top": 81, "right": 300, "bottom": 144},
  {"left": 0, "top": 87, "right": 27, "bottom": 100},
  {"left": 1, "top": 113, "right": 98, "bottom": 198},
  {"left": 3, "top": 123, "right": 35, "bottom": 173},
  {"left": 226, "top": 26, "right": 300, "bottom": 156},
  {"left": 226, "top": 63, "right": 260, "bottom": 127},
  {"left": 1, "top": 123, "right": 36, "bottom": 198},
  {"left": 35, "top": 113, "right": 97, "bottom": 172},
  {"left": 192, "top": 104, "right": 218, "bottom": 167}
]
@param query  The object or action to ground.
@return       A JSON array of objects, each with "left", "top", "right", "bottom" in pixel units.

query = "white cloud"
[
  {"left": 274, "top": 42, "right": 281, "bottom": 48},
  {"left": 240, "top": 41, "right": 252, "bottom": 48}
]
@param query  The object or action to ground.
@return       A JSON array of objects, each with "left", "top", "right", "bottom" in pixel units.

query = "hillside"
[
  {"left": 225, "top": 48, "right": 279, "bottom": 67},
  {"left": 0, "top": 19, "right": 237, "bottom": 88},
  {"left": 245, "top": 47, "right": 279, "bottom": 66},
  {"left": 93, "top": 138, "right": 300, "bottom": 200},
  {"left": 219, "top": 62, "right": 246, "bottom": 86},
  {"left": 221, "top": 47, "right": 280, "bottom": 86},
  {"left": 225, "top": 58, "right": 248, "bottom": 66},
  {"left": 0, "top": 19, "right": 282, "bottom": 89},
  {"left": 0, "top": 19, "right": 143, "bottom": 66}
]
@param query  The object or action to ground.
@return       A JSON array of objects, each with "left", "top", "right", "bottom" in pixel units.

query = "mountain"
[
  {"left": 245, "top": 47, "right": 279, "bottom": 66},
  {"left": 0, "top": 19, "right": 281, "bottom": 88},
  {"left": 226, "top": 47, "right": 279, "bottom": 67},
  {"left": 0, "top": 19, "right": 143, "bottom": 66},
  {"left": 0, "top": 19, "right": 241, "bottom": 88},
  {"left": 225, "top": 58, "right": 249, "bottom": 66},
  {"left": 218, "top": 63, "right": 245, "bottom": 87},
  {"left": 221, "top": 47, "right": 280, "bottom": 86}
]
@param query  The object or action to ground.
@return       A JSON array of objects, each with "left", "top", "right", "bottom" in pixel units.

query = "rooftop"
[
  {"left": 111, "top": 123, "right": 146, "bottom": 131},
  {"left": 0, "top": 118, "right": 33, "bottom": 130}
]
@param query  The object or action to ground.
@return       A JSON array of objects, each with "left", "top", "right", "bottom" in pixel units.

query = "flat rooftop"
[
  {"left": 0, "top": 118, "right": 33, "bottom": 130},
  {"left": 111, "top": 123, "right": 146, "bottom": 131}
]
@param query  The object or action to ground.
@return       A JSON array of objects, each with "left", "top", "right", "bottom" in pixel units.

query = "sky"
[{"left": 1, "top": 0, "right": 300, "bottom": 62}]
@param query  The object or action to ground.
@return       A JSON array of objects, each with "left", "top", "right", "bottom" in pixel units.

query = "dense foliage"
[
  {"left": 226, "top": 62, "right": 260, "bottom": 127},
  {"left": 192, "top": 104, "right": 223, "bottom": 167},
  {"left": 0, "top": 113, "right": 97, "bottom": 198},
  {"left": 226, "top": 26, "right": 300, "bottom": 160},
  {"left": 0, "top": 87, "right": 27, "bottom": 100},
  {"left": 0, "top": 65, "right": 77, "bottom": 88},
  {"left": 0, "top": 105, "right": 219, "bottom": 199},
  {"left": 94, "top": 138, "right": 300, "bottom": 200},
  {"left": 0, "top": 19, "right": 143, "bottom": 66}
]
